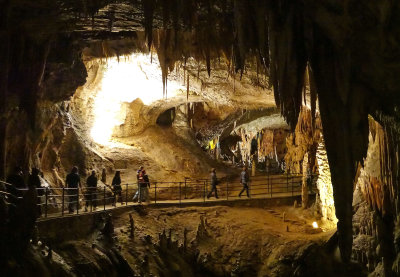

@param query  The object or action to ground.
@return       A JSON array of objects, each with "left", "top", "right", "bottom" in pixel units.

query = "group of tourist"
[
  {"left": 4, "top": 166, "right": 44, "bottom": 216},
  {"left": 3, "top": 164, "right": 252, "bottom": 215},
  {"left": 4, "top": 165, "right": 152, "bottom": 215},
  {"left": 65, "top": 166, "right": 151, "bottom": 213}
]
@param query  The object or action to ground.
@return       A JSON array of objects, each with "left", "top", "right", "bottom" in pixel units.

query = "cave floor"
[
  {"left": 115, "top": 205, "right": 334, "bottom": 242},
  {"left": 111, "top": 205, "right": 337, "bottom": 276}
]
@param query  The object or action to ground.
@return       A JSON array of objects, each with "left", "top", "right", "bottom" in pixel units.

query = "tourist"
[
  {"left": 101, "top": 168, "right": 107, "bottom": 184},
  {"left": 133, "top": 166, "right": 143, "bottom": 202},
  {"left": 6, "top": 166, "right": 26, "bottom": 194},
  {"left": 28, "top": 167, "right": 43, "bottom": 215},
  {"left": 66, "top": 166, "right": 81, "bottom": 213},
  {"left": 238, "top": 166, "right": 250, "bottom": 198},
  {"left": 85, "top": 170, "right": 98, "bottom": 211},
  {"left": 207, "top": 168, "right": 219, "bottom": 199},
  {"left": 111, "top": 171, "right": 123, "bottom": 206},
  {"left": 141, "top": 169, "right": 150, "bottom": 202}
]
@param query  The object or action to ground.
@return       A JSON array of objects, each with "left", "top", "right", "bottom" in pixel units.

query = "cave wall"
[
  {"left": 352, "top": 117, "right": 400, "bottom": 275},
  {"left": 0, "top": 33, "right": 89, "bottom": 179},
  {"left": 284, "top": 108, "right": 321, "bottom": 174}
]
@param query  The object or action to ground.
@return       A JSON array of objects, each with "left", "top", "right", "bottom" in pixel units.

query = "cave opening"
[{"left": 156, "top": 107, "right": 176, "bottom": 126}]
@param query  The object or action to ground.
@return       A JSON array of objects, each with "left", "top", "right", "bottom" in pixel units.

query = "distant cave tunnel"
[{"left": 156, "top": 107, "right": 176, "bottom": 126}]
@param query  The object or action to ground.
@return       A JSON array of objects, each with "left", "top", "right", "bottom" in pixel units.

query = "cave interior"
[{"left": 1, "top": 1, "right": 400, "bottom": 276}]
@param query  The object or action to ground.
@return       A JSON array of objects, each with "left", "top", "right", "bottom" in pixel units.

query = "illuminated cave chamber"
[
  {"left": 71, "top": 39, "right": 338, "bottom": 221},
  {"left": 73, "top": 52, "right": 187, "bottom": 146},
  {"left": 69, "top": 36, "right": 288, "bottom": 183}
]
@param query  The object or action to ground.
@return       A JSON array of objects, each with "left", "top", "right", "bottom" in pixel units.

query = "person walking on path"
[
  {"left": 111, "top": 171, "right": 123, "bottom": 206},
  {"left": 66, "top": 166, "right": 81, "bottom": 213},
  {"left": 141, "top": 170, "right": 150, "bottom": 202},
  {"left": 207, "top": 168, "right": 219, "bottom": 199},
  {"left": 133, "top": 166, "right": 144, "bottom": 202},
  {"left": 85, "top": 170, "right": 98, "bottom": 211},
  {"left": 101, "top": 168, "right": 107, "bottom": 184},
  {"left": 238, "top": 166, "right": 250, "bottom": 198}
]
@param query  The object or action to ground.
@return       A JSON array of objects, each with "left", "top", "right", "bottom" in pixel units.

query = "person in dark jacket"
[
  {"left": 28, "top": 167, "right": 43, "bottom": 216},
  {"left": 133, "top": 166, "right": 143, "bottom": 202},
  {"left": 66, "top": 166, "right": 81, "bottom": 213},
  {"left": 207, "top": 168, "right": 219, "bottom": 199},
  {"left": 85, "top": 170, "right": 98, "bottom": 211},
  {"left": 101, "top": 168, "right": 107, "bottom": 184},
  {"left": 6, "top": 166, "right": 26, "bottom": 199},
  {"left": 239, "top": 166, "right": 250, "bottom": 198},
  {"left": 112, "top": 171, "right": 123, "bottom": 206},
  {"left": 140, "top": 170, "right": 150, "bottom": 202}
]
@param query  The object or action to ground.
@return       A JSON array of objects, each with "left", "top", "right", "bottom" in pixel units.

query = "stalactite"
[
  {"left": 268, "top": 0, "right": 307, "bottom": 129},
  {"left": 142, "top": 0, "right": 157, "bottom": 50}
]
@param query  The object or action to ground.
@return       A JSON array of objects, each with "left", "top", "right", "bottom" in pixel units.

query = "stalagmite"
[{"left": 302, "top": 152, "right": 309, "bottom": 208}]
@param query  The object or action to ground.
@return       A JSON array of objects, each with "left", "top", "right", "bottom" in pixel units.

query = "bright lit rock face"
[
  {"left": 81, "top": 53, "right": 186, "bottom": 145},
  {"left": 316, "top": 138, "right": 337, "bottom": 223}
]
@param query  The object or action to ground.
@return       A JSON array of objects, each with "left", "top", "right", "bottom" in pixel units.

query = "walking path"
[{"left": 2, "top": 173, "right": 316, "bottom": 221}]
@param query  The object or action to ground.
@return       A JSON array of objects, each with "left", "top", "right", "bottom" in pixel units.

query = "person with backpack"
[
  {"left": 207, "top": 168, "right": 219, "bottom": 199},
  {"left": 85, "top": 170, "right": 98, "bottom": 211}
]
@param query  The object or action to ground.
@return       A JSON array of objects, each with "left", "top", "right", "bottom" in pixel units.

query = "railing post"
[
  {"left": 179, "top": 182, "right": 182, "bottom": 205},
  {"left": 226, "top": 181, "right": 229, "bottom": 200},
  {"left": 90, "top": 188, "right": 93, "bottom": 212},
  {"left": 291, "top": 175, "right": 294, "bottom": 197},
  {"left": 126, "top": 184, "right": 128, "bottom": 206},
  {"left": 270, "top": 175, "right": 273, "bottom": 198},
  {"left": 77, "top": 188, "right": 79, "bottom": 215},
  {"left": 45, "top": 187, "right": 48, "bottom": 218},
  {"left": 61, "top": 187, "right": 65, "bottom": 217},
  {"left": 154, "top": 182, "right": 157, "bottom": 203},
  {"left": 249, "top": 181, "right": 251, "bottom": 198},
  {"left": 286, "top": 173, "right": 289, "bottom": 193},
  {"left": 138, "top": 182, "right": 141, "bottom": 204},
  {"left": 203, "top": 181, "right": 206, "bottom": 203},
  {"left": 184, "top": 178, "right": 187, "bottom": 199},
  {"left": 103, "top": 186, "right": 106, "bottom": 211}
]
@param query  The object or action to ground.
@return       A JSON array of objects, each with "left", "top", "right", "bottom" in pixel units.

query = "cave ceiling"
[{"left": 2, "top": 0, "right": 400, "bottom": 263}]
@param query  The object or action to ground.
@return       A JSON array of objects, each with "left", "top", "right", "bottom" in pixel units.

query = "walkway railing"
[{"left": 0, "top": 173, "right": 317, "bottom": 219}]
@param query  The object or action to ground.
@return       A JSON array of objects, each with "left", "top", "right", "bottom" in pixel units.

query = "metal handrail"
[{"left": 1, "top": 173, "right": 317, "bottom": 219}]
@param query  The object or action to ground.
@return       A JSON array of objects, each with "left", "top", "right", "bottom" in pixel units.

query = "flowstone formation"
[
  {"left": 315, "top": 138, "right": 336, "bottom": 223},
  {"left": 352, "top": 117, "right": 400, "bottom": 276}
]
